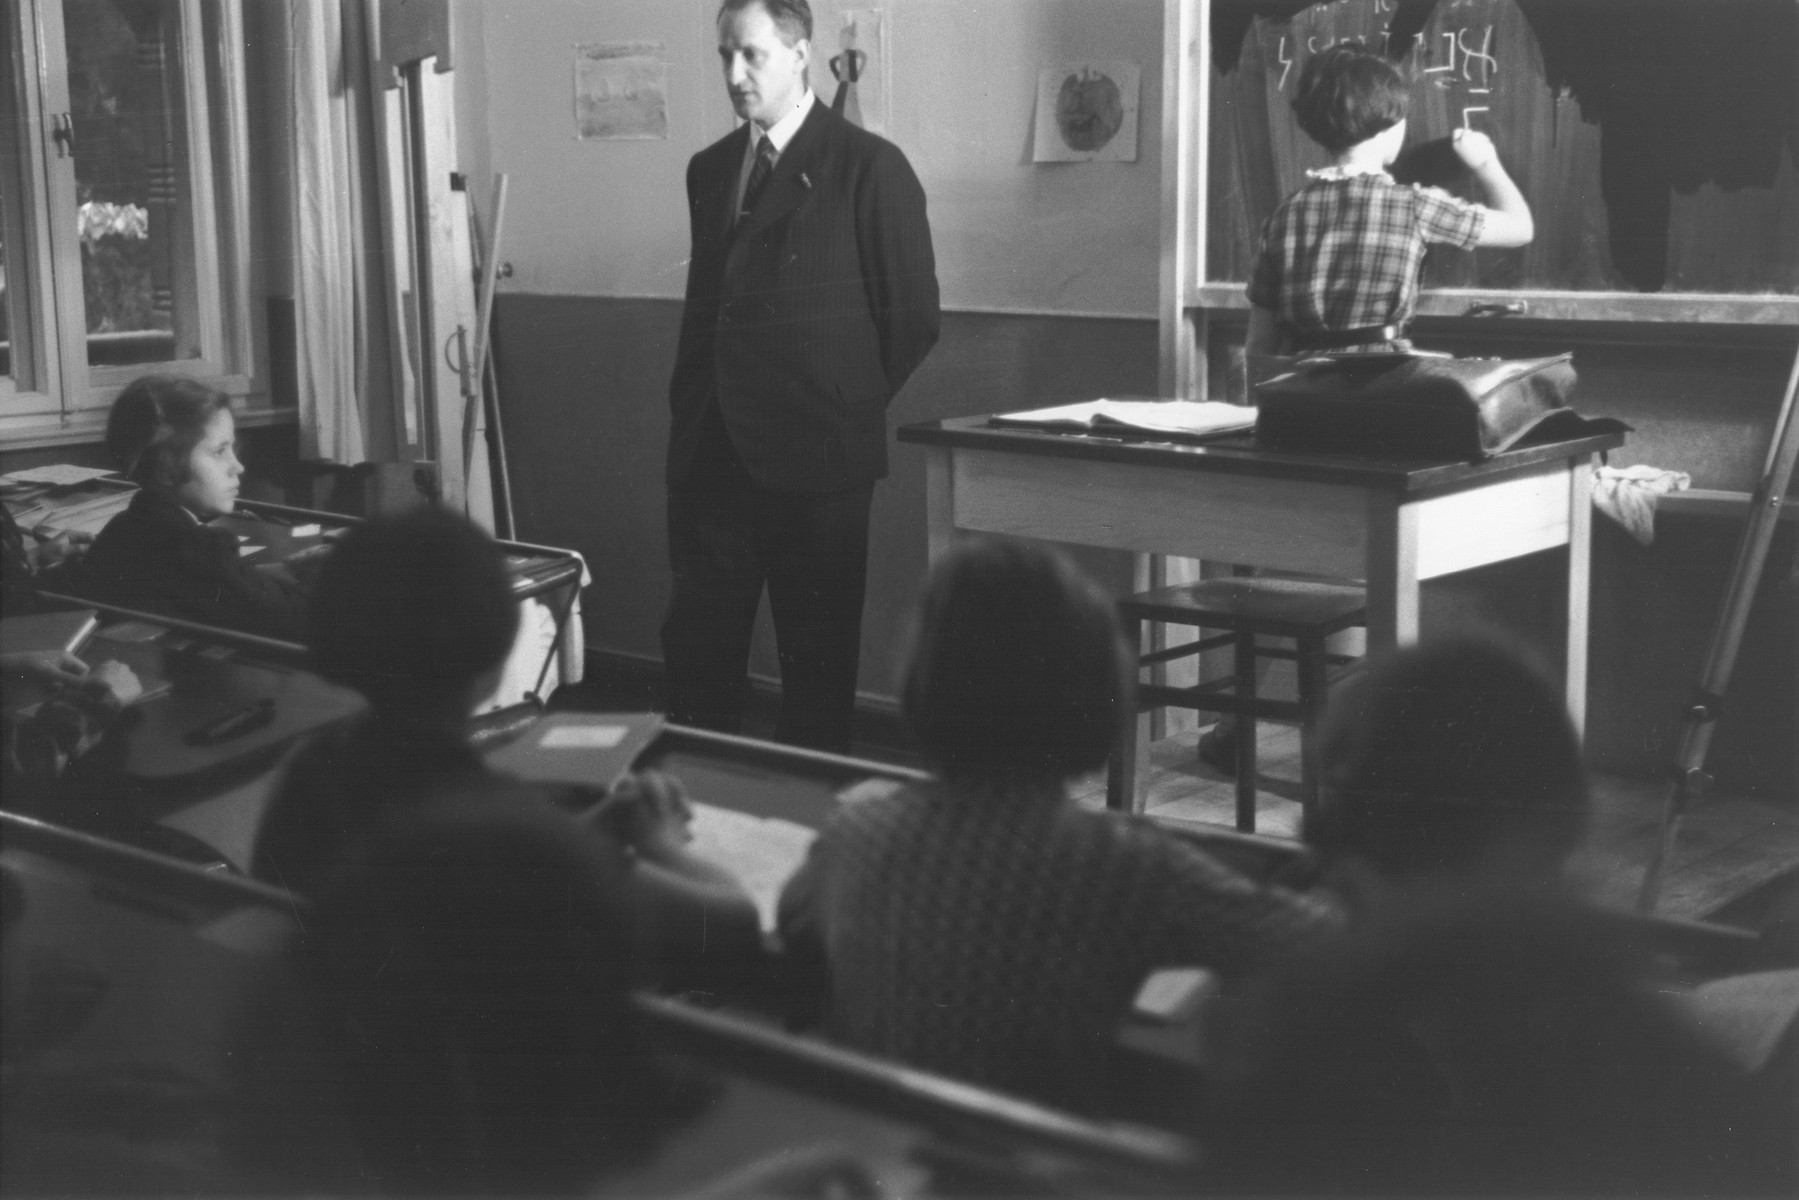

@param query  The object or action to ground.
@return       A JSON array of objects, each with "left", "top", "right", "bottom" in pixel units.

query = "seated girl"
[
  {"left": 252, "top": 507, "right": 763, "bottom": 995},
  {"left": 270, "top": 800, "right": 710, "bottom": 1195},
  {"left": 80, "top": 375, "right": 307, "bottom": 642},
  {"left": 1301, "top": 633, "right": 1591, "bottom": 909},
  {"left": 776, "top": 537, "right": 1338, "bottom": 1111}
]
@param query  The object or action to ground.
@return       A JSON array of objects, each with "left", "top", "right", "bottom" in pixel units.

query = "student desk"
[
  {"left": 897, "top": 419, "right": 1626, "bottom": 730},
  {"left": 0, "top": 808, "right": 1196, "bottom": 1197},
  {"left": 37, "top": 493, "right": 588, "bottom": 712}
]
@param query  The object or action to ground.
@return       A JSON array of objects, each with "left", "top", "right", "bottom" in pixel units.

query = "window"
[{"left": 1, "top": 0, "right": 255, "bottom": 445}]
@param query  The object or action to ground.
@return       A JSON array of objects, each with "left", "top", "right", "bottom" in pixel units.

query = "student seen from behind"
[
  {"left": 1197, "top": 636, "right": 1787, "bottom": 1195},
  {"left": 262, "top": 798, "right": 709, "bottom": 1195},
  {"left": 80, "top": 375, "right": 308, "bottom": 641},
  {"left": 1206, "top": 42, "right": 1535, "bottom": 772},
  {"left": 251, "top": 507, "right": 762, "bottom": 994},
  {"left": 776, "top": 537, "right": 1338, "bottom": 1112},
  {"left": 1200, "top": 893, "right": 1781, "bottom": 1196},
  {"left": 1245, "top": 41, "right": 1533, "bottom": 359},
  {"left": 1301, "top": 633, "right": 1589, "bottom": 909}
]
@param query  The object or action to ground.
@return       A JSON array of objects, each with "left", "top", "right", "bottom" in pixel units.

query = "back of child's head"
[
  {"left": 1292, "top": 42, "right": 1410, "bottom": 154},
  {"left": 294, "top": 797, "right": 685, "bottom": 1193},
  {"left": 308, "top": 507, "right": 517, "bottom": 713},
  {"left": 1304, "top": 633, "right": 1587, "bottom": 882},
  {"left": 105, "top": 375, "right": 232, "bottom": 490},
  {"left": 903, "top": 537, "right": 1130, "bottom": 784}
]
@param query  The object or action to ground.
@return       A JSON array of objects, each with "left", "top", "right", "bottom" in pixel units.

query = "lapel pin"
[{"left": 799, "top": 172, "right": 812, "bottom": 189}]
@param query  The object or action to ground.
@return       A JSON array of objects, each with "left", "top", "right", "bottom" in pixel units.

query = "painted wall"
[{"left": 464, "top": 0, "right": 1163, "bottom": 314}]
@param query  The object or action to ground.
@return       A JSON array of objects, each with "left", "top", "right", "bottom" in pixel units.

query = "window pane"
[
  {"left": 64, "top": 0, "right": 201, "bottom": 367},
  {"left": 1, "top": 180, "right": 12, "bottom": 384},
  {"left": 0, "top": 11, "right": 14, "bottom": 384}
]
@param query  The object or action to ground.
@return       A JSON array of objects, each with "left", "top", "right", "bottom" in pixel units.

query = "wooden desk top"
[
  {"left": 221, "top": 501, "right": 584, "bottom": 599},
  {"left": 897, "top": 417, "right": 1625, "bottom": 500}
]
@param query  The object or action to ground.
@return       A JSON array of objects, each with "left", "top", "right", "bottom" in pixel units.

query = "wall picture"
[
  {"left": 1032, "top": 61, "right": 1140, "bottom": 163},
  {"left": 575, "top": 42, "right": 669, "bottom": 140}
]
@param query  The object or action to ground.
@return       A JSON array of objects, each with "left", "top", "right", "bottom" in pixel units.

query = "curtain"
[{"left": 287, "top": 0, "right": 392, "bottom": 465}]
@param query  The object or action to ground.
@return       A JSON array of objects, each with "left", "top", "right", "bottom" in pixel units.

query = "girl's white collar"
[{"left": 1305, "top": 163, "right": 1393, "bottom": 181}]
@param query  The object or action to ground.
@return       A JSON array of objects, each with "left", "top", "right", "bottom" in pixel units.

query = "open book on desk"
[{"left": 990, "top": 397, "right": 1256, "bottom": 441}]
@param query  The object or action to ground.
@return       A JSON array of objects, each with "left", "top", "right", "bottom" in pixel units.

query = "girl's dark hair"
[
  {"left": 1292, "top": 42, "right": 1410, "bottom": 154},
  {"left": 903, "top": 537, "right": 1131, "bottom": 783},
  {"left": 105, "top": 375, "right": 233, "bottom": 489},
  {"left": 307, "top": 508, "right": 518, "bottom": 710},
  {"left": 1305, "top": 634, "right": 1588, "bottom": 879}
]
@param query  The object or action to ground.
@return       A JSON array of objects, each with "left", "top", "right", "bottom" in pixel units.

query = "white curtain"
[{"left": 288, "top": 0, "right": 383, "bottom": 465}]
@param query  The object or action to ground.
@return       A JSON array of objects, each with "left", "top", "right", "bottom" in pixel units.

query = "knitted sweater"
[{"left": 777, "top": 779, "right": 1338, "bottom": 1109}]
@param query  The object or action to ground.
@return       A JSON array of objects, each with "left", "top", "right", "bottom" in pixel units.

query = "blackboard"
[{"left": 1204, "top": 0, "right": 1799, "bottom": 306}]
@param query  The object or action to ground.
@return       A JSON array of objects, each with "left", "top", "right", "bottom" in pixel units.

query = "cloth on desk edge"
[{"left": 1592, "top": 465, "right": 1690, "bottom": 546}]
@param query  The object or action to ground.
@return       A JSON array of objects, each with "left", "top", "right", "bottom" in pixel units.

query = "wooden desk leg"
[
  {"left": 1564, "top": 459, "right": 1594, "bottom": 738},
  {"left": 1363, "top": 493, "right": 1420, "bottom": 653},
  {"left": 922, "top": 446, "right": 954, "bottom": 563},
  {"left": 1108, "top": 616, "right": 1151, "bottom": 813}
]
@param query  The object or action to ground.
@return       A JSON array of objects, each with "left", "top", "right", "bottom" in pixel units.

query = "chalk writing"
[
  {"left": 1268, "top": 2, "right": 1499, "bottom": 133},
  {"left": 1459, "top": 26, "right": 1497, "bottom": 88}
]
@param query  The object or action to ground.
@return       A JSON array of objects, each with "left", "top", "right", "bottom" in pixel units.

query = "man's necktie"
[{"left": 738, "top": 136, "right": 775, "bottom": 224}]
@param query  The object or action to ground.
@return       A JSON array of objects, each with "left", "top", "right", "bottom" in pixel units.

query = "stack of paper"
[
  {"left": 2, "top": 467, "right": 137, "bottom": 537},
  {"left": 686, "top": 801, "right": 817, "bottom": 933},
  {"left": 991, "top": 397, "right": 1256, "bottom": 439}
]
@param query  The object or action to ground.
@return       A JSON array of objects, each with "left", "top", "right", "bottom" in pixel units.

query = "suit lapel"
[
  {"left": 705, "top": 126, "right": 753, "bottom": 244},
  {"left": 732, "top": 102, "right": 833, "bottom": 245}
]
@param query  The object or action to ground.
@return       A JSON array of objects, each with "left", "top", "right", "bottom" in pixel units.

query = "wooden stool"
[{"left": 1108, "top": 577, "right": 1366, "bottom": 830}]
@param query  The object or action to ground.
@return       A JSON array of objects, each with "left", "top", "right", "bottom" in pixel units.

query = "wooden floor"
[{"left": 1071, "top": 721, "right": 1799, "bottom": 924}]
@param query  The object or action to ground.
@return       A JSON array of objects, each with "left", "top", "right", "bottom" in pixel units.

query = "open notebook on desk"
[{"left": 990, "top": 398, "right": 1256, "bottom": 441}]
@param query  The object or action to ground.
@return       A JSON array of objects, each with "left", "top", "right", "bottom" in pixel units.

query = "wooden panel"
[
  {"left": 1413, "top": 463, "right": 1571, "bottom": 579},
  {"left": 948, "top": 448, "right": 1370, "bottom": 576}
]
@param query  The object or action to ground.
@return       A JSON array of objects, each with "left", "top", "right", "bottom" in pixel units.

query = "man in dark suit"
[{"left": 664, "top": 0, "right": 939, "bottom": 752}]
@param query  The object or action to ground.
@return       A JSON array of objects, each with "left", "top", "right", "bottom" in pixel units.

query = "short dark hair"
[
  {"left": 1305, "top": 634, "right": 1588, "bottom": 879},
  {"left": 307, "top": 508, "right": 518, "bottom": 711},
  {"left": 105, "top": 375, "right": 233, "bottom": 489},
  {"left": 1292, "top": 42, "right": 1409, "bottom": 154},
  {"left": 717, "top": 0, "right": 812, "bottom": 44},
  {"left": 903, "top": 538, "right": 1131, "bottom": 783}
]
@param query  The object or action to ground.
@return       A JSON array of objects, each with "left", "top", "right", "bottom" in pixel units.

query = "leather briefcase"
[{"left": 1254, "top": 352, "right": 1605, "bottom": 461}]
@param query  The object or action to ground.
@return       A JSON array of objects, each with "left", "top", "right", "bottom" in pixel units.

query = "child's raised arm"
[{"left": 1453, "top": 129, "right": 1534, "bottom": 248}]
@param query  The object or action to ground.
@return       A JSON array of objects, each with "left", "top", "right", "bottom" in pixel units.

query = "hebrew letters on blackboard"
[{"left": 1207, "top": 0, "right": 1799, "bottom": 298}]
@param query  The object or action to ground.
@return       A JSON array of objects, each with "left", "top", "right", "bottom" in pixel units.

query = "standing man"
[{"left": 664, "top": 0, "right": 939, "bottom": 753}]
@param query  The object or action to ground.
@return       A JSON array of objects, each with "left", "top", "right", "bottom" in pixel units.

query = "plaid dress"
[{"left": 1248, "top": 169, "right": 1484, "bottom": 351}]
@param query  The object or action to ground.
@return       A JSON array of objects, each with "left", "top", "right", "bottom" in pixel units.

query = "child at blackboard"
[
  {"left": 1209, "top": 43, "right": 1536, "bottom": 775},
  {"left": 1244, "top": 42, "right": 1534, "bottom": 359}
]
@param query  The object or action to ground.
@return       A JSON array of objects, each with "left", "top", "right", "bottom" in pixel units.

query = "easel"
[
  {"left": 375, "top": 0, "right": 508, "bottom": 532},
  {"left": 1638, "top": 340, "right": 1799, "bottom": 912}
]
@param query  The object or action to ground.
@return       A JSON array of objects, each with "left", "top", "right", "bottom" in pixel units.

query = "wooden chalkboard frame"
[{"left": 1160, "top": 0, "right": 1799, "bottom": 399}]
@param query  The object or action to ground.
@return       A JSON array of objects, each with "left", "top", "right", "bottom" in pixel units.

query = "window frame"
[{"left": 1, "top": 0, "right": 264, "bottom": 451}]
